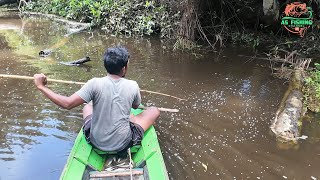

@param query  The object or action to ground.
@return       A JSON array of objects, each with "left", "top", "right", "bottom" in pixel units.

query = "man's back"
[
  {"left": 34, "top": 46, "right": 159, "bottom": 154},
  {"left": 76, "top": 76, "right": 140, "bottom": 151}
]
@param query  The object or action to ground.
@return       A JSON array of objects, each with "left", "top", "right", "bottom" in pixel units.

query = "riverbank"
[{"left": 16, "top": 1, "right": 319, "bottom": 56}]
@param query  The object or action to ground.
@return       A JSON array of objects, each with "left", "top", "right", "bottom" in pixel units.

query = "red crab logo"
[{"left": 281, "top": 2, "right": 313, "bottom": 37}]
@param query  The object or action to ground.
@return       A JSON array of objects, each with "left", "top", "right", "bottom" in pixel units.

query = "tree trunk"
[
  {"left": 178, "top": 1, "right": 197, "bottom": 41},
  {"left": 0, "top": 0, "right": 17, "bottom": 6},
  {"left": 270, "top": 69, "right": 305, "bottom": 147},
  {"left": 262, "top": 0, "right": 279, "bottom": 24},
  {"left": 174, "top": 0, "right": 199, "bottom": 49},
  {"left": 263, "top": 0, "right": 278, "bottom": 16}
]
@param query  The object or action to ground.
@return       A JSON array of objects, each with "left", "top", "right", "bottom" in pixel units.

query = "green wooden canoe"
[{"left": 60, "top": 108, "right": 169, "bottom": 180}]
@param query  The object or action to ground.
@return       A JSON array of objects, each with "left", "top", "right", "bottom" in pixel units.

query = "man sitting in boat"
[{"left": 33, "top": 46, "right": 160, "bottom": 155}]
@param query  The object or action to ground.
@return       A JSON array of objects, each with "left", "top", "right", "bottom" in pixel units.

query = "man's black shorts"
[{"left": 82, "top": 115, "right": 144, "bottom": 154}]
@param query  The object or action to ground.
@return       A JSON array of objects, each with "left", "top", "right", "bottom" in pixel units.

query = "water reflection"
[{"left": 0, "top": 11, "right": 319, "bottom": 180}]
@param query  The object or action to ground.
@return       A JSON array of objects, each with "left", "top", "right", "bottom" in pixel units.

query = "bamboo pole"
[
  {"left": 0, "top": 74, "right": 186, "bottom": 101},
  {"left": 139, "top": 89, "right": 186, "bottom": 101},
  {"left": 0, "top": 74, "right": 85, "bottom": 85},
  {"left": 138, "top": 106, "right": 179, "bottom": 113}
]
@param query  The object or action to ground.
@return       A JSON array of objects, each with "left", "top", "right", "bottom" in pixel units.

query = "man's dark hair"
[{"left": 103, "top": 47, "right": 129, "bottom": 75}]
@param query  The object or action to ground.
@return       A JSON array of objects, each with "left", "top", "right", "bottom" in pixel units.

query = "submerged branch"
[{"left": 21, "top": 11, "right": 91, "bottom": 28}]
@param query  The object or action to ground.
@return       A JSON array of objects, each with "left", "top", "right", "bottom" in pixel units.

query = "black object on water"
[
  {"left": 39, "top": 49, "right": 52, "bottom": 57},
  {"left": 59, "top": 57, "right": 91, "bottom": 66}
]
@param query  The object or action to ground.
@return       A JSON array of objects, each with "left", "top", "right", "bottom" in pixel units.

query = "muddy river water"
[{"left": 0, "top": 11, "right": 319, "bottom": 180}]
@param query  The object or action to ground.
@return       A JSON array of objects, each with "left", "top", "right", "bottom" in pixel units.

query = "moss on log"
[{"left": 270, "top": 69, "right": 305, "bottom": 146}]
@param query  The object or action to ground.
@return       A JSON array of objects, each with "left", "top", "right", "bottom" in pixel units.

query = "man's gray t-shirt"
[{"left": 76, "top": 76, "right": 141, "bottom": 151}]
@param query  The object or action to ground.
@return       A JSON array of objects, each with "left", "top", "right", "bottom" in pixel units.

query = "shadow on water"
[{"left": 0, "top": 11, "right": 319, "bottom": 180}]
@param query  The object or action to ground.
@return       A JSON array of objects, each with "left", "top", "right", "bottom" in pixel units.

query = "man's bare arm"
[{"left": 34, "top": 74, "right": 85, "bottom": 110}]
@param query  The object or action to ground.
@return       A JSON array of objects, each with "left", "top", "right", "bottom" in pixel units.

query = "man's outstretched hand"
[{"left": 34, "top": 73, "right": 47, "bottom": 89}]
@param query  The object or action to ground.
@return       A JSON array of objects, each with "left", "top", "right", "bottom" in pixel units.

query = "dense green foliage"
[
  {"left": 305, "top": 64, "right": 320, "bottom": 97},
  {"left": 23, "top": 0, "right": 179, "bottom": 37},
  {"left": 304, "top": 63, "right": 320, "bottom": 112}
]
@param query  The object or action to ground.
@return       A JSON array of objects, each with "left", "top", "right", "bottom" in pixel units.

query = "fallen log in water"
[
  {"left": 270, "top": 69, "right": 305, "bottom": 146},
  {"left": 59, "top": 57, "right": 91, "bottom": 66}
]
